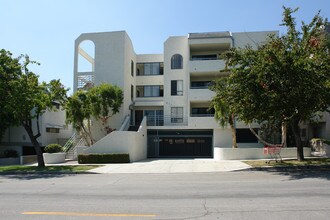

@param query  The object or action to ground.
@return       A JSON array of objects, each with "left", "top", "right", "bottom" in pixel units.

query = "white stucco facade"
[
  {"left": 0, "top": 106, "right": 72, "bottom": 158},
  {"left": 73, "top": 30, "right": 320, "bottom": 160}
]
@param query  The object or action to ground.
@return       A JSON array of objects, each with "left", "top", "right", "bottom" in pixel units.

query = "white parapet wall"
[
  {"left": 214, "top": 147, "right": 311, "bottom": 160},
  {"left": 83, "top": 117, "right": 147, "bottom": 162},
  {"left": 43, "top": 153, "right": 66, "bottom": 164}
]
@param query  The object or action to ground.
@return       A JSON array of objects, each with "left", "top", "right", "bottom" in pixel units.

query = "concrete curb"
[{"left": 246, "top": 165, "right": 330, "bottom": 172}]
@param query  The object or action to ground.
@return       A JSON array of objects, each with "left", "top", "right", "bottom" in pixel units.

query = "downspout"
[{"left": 229, "top": 32, "right": 235, "bottom": 48}]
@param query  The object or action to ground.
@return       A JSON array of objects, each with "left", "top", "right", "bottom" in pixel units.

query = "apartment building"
[
  {"left": 74, "top": 30, "right": 279, "bottom": 160},
  {"left": 0, "top": 103, "right": 72, "bottom": 158}
]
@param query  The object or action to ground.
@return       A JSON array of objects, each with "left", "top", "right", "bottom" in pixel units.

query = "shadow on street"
[
  {"left": 259, "top": 168, "right": 330, "bottom": 181},
  {"left": 0, "top": 173, "right": 82, "bottom": 180}
]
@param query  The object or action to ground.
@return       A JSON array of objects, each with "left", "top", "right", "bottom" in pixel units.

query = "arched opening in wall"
[{"left": 78, "top": 40, "right": 95, "bottom": 72}]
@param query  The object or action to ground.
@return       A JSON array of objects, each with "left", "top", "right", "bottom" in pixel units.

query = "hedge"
[
  {"left": 78, "top": 153, "right": 130, "bottom": 164},
  {"left": 45, "top": 144, "right": 64, "bottom": 153}
]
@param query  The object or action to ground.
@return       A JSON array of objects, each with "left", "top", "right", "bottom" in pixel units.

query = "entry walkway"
[{"left": 89, "top": 159, "right": 251, "bottom": 174}]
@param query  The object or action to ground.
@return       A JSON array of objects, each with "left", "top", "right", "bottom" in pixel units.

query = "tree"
[
  {"left": 0, "top": 50, "right": 21, "bottom": 140},
  {"left": 65, "top": 83, "right": 123, "bottom": 146},
  {"left": 221, "top": 7, "right": 330, "bottom": 161},
  {"left": 0, "top": 49, "right": 68, "bottom": 167},
  {"left": 89, "top": 83, "right": 123, "bottom": 134},
  {"left": 65, "top": 90, "right": 94, "bottom": 146},
  {"left": 210, "top": 77, "right": 237, "bottom": 148}
]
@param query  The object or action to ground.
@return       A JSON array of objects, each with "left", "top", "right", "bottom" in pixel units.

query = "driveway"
[{"left": 89, "top": 158, "right": 251, "bottom": 174}]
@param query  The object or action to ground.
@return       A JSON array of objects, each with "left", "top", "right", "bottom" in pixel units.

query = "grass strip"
[
  {"left": 244, "top": 158, "right": 330, "bottom": 168},
  {"left": 0, "top": 165, "right": 101, "bottom": 173}
]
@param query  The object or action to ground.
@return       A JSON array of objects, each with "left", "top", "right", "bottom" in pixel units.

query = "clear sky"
[{"left": 1, "top": 0, "right": 329, "bottom": 93}]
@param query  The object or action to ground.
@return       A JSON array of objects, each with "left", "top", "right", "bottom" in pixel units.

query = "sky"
[{"left": 1, "top": 0, "right": 329, "bottom": 93}]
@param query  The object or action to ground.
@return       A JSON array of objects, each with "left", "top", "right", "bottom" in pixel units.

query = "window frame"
[
  {"left": 131, "top": 60, "right": 134, "bottom": 76},
  {"left": 171, "top": 80, "right": 183, "bottom": 96},
  {"left": 171, "top": 107, "right": 184, "bottom": 123},
  {"left": 171, "top": 54, "right": 183, "bottom": 69},
  {"left": 136, "top": 85, "right": 164, "bottom": 97}
]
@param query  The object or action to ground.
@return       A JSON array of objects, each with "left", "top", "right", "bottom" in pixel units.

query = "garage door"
[{"left": 147, "top": 130, "right": 213, "bottom": 158}]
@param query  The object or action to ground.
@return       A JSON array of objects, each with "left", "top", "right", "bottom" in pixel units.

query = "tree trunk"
[
  {"left": 248, "top": 124, "right": 276, "bottom": 147},
  {"left": 23, "top": 124, "right": 45, "bottom": 167},
  {"left": 230, "top": 123, "right": 237, "bottom": 148},
  {"left": 291, "top": 118, "right": 304, "bottom": 161},
  {"left": 87, "top": 119, "right": 94, "bottom": 145},
  {"left": 281, "top": 122, "right": 287, "bottom": 148}
]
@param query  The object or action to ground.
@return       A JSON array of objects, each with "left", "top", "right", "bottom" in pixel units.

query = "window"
[
  {"left": 136, "top": 62, "right": 163, "bottom": 76},
  {"left": 131, "top": 85, "right": 134, "bottom": 100},
  {"left": 301, "top": 128, "right": 307, "bottom": 141},
  {"left": 46, "top": 128, "right": 60, "bottom": 133},
  {"left": 131, "top": 60, "right": 134, "bottom": 76},
  {"left": 236, "top": 129, "right": 258, "bottom": 143},
  {"left": 171, "top": 107, "right": 183, "bottom": 123},
  {"left": 145, "top": 110, "right": 163, "bottom": 126},
  {"left": 171, "top": 80, "right": 183, "bottom": 96},
  {"left": 136, "top": 85, "right": 163, "bottom": 97},
  {"left": 171, "top": 54, "right": 183, "bottom": 69}
]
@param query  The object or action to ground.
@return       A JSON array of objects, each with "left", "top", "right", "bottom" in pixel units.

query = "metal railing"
[
  {"left": 119, "top": 115, "right": 131, "bottom": 131},
  {"left": 63, "top": 132, "right": 88, "bottom": 160},
  {"left": 63, "top": 132, "right": 78, "bottom": 152},
  {"left": 146, "top": 115, "right": 188, "bottom": 126},
  {"left": 190, "top": 114, "right": 214, "bottom": 117}
]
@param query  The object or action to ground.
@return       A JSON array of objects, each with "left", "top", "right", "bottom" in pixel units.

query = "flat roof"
[{"left": 188, "top": 32, "right": 232, "bottom": 39}]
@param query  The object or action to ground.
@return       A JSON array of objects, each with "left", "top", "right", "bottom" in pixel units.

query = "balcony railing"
[
  {"left": 190, "top": 114, "right": 214, "bottom": 117},
  {"left": 190, "top": 59, "right": 226, "bottom": 73},
  {"left": 146, "top": 115, "right": 188, "bottom": 126}
]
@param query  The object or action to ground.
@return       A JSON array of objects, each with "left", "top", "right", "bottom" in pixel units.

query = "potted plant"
[
  {"left": 310, "top": 138, "right": 330, "bottom": 156},
  {"left": 43, "top": 144, "right": 66, "bottom": 164}
]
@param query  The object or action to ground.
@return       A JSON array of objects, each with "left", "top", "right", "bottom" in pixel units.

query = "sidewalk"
[{"left": 87, "top": 159, "right": 251, "bottom": 174}]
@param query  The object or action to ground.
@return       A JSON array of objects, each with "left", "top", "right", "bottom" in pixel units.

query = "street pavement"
[
  {"left": 1, "top": 170, "right": 330, "bottom": 219},
  {"left": 88, "top": 158, "right": 252, "bottom": 173}
]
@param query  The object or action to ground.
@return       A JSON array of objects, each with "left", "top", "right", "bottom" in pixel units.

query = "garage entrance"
[{"left": 147, "top": 130, "right": 213, "bottom": 158}]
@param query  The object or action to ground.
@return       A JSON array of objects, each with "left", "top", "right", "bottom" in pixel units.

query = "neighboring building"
[
  {"left": 0, "top": 103, "right": 72, "bottom": 158},
  {"left": 74, "top": 30, "right": 280, "bottom": 160}
]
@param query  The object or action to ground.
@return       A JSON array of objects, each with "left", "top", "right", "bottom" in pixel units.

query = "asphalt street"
[{"left": 0, "top": 170, "right": 330, "bottom": 220}]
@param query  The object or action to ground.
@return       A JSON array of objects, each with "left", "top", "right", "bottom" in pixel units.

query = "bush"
[
  {"left": 78, "top": 153, "right": 130, "bottom": 164},
  {"left": 45, "top": 144, "right": 64, "bottom": 153},
  {"left": 4, "top": 150, "right": 18, "bottom": 158}
]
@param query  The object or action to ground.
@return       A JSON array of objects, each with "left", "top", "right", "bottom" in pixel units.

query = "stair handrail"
[
  {"left": 119, "top": 115, "right": 131, "bottom": 131},
  {"left": 63, "top": 132, "right": 78, "bottom": 152}
]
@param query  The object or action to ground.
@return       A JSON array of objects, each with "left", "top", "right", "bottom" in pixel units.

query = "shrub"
[
  {"left": 78, "top": 153, "right": 130, "bottom": 164},
  {"left": 45, "top": 144, "right": 64, "bottom": 153},
  {"left": 4, "top": 150, "right": 18, "bottom": 158}
]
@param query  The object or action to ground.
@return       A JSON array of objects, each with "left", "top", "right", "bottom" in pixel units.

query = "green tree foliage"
[
  {"left": 0, "top": 50, "right": 21, "bottom": 139},
  {"left": 220, "top": 7, "right": 330, "bottom": 161},
  {"left": 65, "top": 90, "right": 93, "bottom": 146},
  {"left": 89, "top": 83, "right": 123, "bottom": 128},
  {"left": 65, "top": 83, "right": 123, "bottom": 146},
  {"left": 210, "top": 77, "right": 237, "bottom": 148},
  {"left": 0, "top": 49, "right": 68, "bottom": 167}
]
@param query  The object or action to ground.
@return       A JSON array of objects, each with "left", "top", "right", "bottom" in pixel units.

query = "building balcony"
[
  {"left": 188, "top": 116, "right": 220, "bottom": 129},
  {"left": 134, "top": 97, "right": 164, "bottom": 107},
  {"left": 189, "top": 59, "right": 226, "bottom": 74},
  {"left": 188, "top": 88, "right": 215, "bottom": 101},
  {"left": 234, "top": 120, "right": 259, "bottom": 129},
  {"left": 135, "top": 75, "right": 164, "bottom": 86},
  {"left": 146, "top": 115, "right": 188, "bottom": 127}
]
